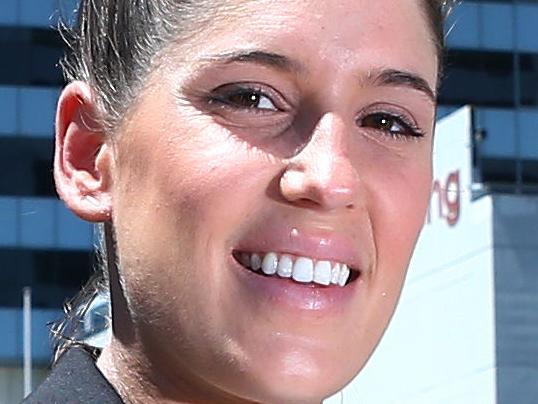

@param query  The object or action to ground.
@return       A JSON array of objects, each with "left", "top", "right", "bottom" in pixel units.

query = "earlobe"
[{"left": 54, "top": 81, "right": 113, "bottom": 222}]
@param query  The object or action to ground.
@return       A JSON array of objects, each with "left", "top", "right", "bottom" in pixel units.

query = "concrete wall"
[
  {"left": 493, "top": 195, "right": 538, "bottom": 404},
  {"left": 0, "top": 367, "right": 48, "bottom": 404}
]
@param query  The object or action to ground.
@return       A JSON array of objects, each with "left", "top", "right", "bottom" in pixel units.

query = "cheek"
[
  {"left": 341, "top": 153, "right": 432, "bottom": 365},
  {"left": 113, "top": 117, "right": 278, "bottom": 303},
  {"left": 116, "top": 109, "right": 269, "bottom": 229},
  {"left": 154, "top": 131, "right": 275, "bottom": 236},
  {"left": 366, "top": 150, "right": 432, "bottom": 285}
]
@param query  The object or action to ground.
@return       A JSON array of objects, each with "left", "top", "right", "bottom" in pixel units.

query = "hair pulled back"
[
  {"left": 62, "top": 0, "right": 455, "bottom": 131},
  {"left": 52, "top": 0, "right": 457, "bottom": 362}
]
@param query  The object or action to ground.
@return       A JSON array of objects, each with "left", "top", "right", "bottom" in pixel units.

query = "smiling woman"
[{"left": 25, "top": 0, "right": 454, "bottom": 403}]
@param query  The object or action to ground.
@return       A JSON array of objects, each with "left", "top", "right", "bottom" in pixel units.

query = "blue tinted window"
[
  {"left": 482, "top": 3, "right": 513, "bottom": 50},
  {"left": 518, "top": 110, "right": 538, "bottom": 159},
  {"left": 476, "top": 108, "right": 517, "bottom": 158},
  {"left": 0, "top": 198, "right": 18, "bottom": 246},
  {"left": 441, "top": 50, "right": 515, "bottom": 107},
  {"left": 0, "top": 137, "right": 54, "bottom": 197},
  {"left": 517, "top": 5, "right": 538, "bottom": 52},
  {"left": 19, "top": 198, "right": 56, "bottom": 248},
  {"left": 20, "top": 0, "right": 58, "bottom": 28},
  {"left": 19, "top": 87, "right": 58, "bottom": 137},
  {"left": 0, "top": 87, "right": 17, "bottom": 134},
  {"left": 446, "top": 3, "right": 480, "bottom": 49},
  {"left": 0, "top": 248, "right": 92, "bottom": 309},
  {"left": 0, "top": 0, "right": 17, "bottom": 26},
  {"left": 0, "top": 26, "right": 64, "bottom": 87},
  {"left": 0, "top": 196, "right": 92, "bottom": 250},
  {"left": 57, "top": 206, "right": 93, "bottom": 249}
]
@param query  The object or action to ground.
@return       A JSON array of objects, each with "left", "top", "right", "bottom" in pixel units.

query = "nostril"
[
  {"left": 279, "top": 160, "right": 359, "bottom": 211},
  {"left": 294, "top": 198, "right": 322, "bottom": 209},
  {"left": 296, "top": 198, "right": 319, "bottom": 208}
]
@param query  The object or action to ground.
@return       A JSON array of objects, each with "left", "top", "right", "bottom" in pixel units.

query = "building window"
[
  {"left": 0, "top": 138, "right": 55, "bottom": 197},
  {"left": 520, "top": 53, "right": 538, "bottom": 106},
  {"left": 0, "top": 26, "right": 65, "bottom": 87},
  {"left": 0, "top": 249, "right": 93, "bottom": 309},
  {"left": 440, "top": 49, "right": 538, "bottom": 108},
  {"left": 33, "top": 158, "right": 56, "bottom": 197},
  {"left": 440, "top": 49, "right": 515, "bottom": 107}
]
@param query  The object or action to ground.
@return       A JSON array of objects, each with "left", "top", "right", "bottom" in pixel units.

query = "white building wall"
[{"left": 340, "top": 242, "right": 496, "bottom": 404}]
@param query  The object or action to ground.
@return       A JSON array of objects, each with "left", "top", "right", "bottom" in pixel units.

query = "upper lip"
[{"left": 232, "top": 216, "right": 369, "bottom": 273}]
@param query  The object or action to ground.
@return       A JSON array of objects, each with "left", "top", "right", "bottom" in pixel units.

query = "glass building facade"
[
  {"left": 0, "top": 0, "right": 537, "bottom": 402},
  {"left": 0, "top": 2, "right": 91, "bottom": 400},
  {"left": 440, "top": 0, "right": 538, "bottom": 191}
]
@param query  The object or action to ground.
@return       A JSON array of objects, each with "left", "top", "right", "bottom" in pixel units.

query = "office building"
[{"left": 0, "top": 1, "right": 90, "bottom": 402}]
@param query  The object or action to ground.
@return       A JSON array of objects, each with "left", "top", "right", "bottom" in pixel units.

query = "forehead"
[{"left": 175, "top": 0, "right": 437, "bottom": 86}]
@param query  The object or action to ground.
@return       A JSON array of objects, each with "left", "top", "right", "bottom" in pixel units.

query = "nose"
[{"left": 279, "top": 113, "right": 360, "bottom": 211}]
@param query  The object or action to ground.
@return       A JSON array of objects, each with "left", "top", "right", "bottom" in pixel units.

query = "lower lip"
[{"left": 228, "top": 254, "right": 360, "bottom": 315}]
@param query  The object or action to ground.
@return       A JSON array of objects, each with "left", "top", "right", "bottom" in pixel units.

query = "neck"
[
  {"left": 97, "top": 338, "right": 152, "bottom": 403},
  {"left": 96, "top": 336, "right": 260, "bottom": 404},
  {"left": 100, "top": 252, "right": 267, "bottom": 404}
]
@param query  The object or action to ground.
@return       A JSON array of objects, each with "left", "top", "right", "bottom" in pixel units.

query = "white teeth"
[
  {"left": 292, "top": 257, "right": 314, "bottom": 283},
  {"left": 338, "top": 264, "right": 350, "bottom": 287},
  {"left": 262, "top": 252, "right": 278, "bottom": 275},
  {"left": 250, "top": 253, "right": 262, "bottom": 271},
  {"left": 238, "top": 252, "right": 353, "bottom": 287},
  {"left": 277, "top": 254, "right": 293, "bottom": 278},
  {"left": 331, "top": 263, "right": 341, "bottom": 285},
  {"left": 313, "top": 261, "right": 332, "bottom": 286}
]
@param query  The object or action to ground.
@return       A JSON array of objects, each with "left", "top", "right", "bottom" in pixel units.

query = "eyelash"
[
  {"left": 203, "top": 84, "right": 425, "bottom": 140},
  {"left": 205, "top": 84, "right": 284, "bottom": 113},
  {"left": 357, "top": 111, "right": 425, "bottom": 140}
]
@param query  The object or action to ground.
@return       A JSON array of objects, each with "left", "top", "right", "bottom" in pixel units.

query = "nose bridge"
[
  {"left": 304, "top": 113, "right": 347, "bottom": 174},
  {"left": 281, "top": 112, "right": 359, "bottom": 210}
]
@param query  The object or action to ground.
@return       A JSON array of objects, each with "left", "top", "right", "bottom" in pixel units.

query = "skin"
[{"left": 55, "top": 0, "right": 438, "bottom": 402}]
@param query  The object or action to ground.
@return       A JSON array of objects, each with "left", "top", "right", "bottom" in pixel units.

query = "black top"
[{"left": 22, "top": 347, "right": 123, "bottom": 404}]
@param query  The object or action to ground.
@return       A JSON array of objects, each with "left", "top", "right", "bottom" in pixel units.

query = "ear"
[{"left": 54, "top": 81, "right": 113, "bottom": 222}]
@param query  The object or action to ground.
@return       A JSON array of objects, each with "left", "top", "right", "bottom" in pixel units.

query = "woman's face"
[{"left": 111, "top": 0, "right": 437, "bottom": 401}]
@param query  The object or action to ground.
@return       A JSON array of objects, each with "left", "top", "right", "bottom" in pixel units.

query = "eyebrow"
[
  {"left": 371, "top": 69, "right": 437, "bottom": 102},
  {"left": 203, "top": 50, "right": 302, "bottom": 72},
  {"left": 202, "top": 50, "right": 436, "bottom": 101}
]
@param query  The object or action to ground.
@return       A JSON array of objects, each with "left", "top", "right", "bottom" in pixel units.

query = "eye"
[
  {"left": 358, "top": 112, "right": 424, "bottom": 138},
  {"left": 209, "top": 85, "right": 280, "bottom": 112}
]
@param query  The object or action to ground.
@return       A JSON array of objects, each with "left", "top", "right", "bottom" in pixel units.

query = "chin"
[
  {"left": 231, "top": 347, "right": 357, "bottom": 404},
  {"left": 242, "top": 376, "right": 341, "bottom": 404}
]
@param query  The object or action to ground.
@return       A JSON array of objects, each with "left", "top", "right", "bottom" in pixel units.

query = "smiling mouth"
[{"left": 232, "top": 250, "right": 360, "bottom": 287}]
